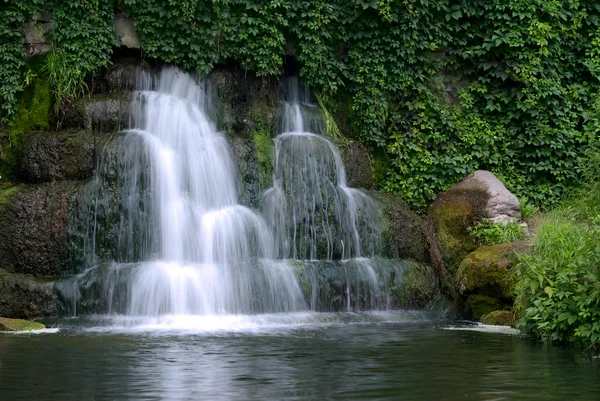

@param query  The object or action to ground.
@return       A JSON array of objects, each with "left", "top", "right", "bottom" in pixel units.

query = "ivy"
[{"left": 1, "top": 0, "right": 600, "bottom": 209}]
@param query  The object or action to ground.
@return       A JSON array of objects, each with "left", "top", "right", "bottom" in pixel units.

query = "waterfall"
[
  {"left": 262, "top": 79, "right": 382, "bottom": 260},
  {"left": 73, "top": 68, "right": 305, "bottom": 316},
  {"left": 62, "top": 69, "right": 413, "bottom": 320}
]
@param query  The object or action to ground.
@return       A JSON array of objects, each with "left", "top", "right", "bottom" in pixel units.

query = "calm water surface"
[{"left": 1, "top": 312, "right": 598, "bottom": 401}]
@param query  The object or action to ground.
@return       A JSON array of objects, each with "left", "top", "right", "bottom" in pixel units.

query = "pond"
[{"left": 1, "top": 312, "right": 598, "bottom": 400}]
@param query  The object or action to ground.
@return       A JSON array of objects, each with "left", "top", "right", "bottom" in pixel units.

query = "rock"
[
  {"left": 481, "top": 310, "right": 513, "bottom": 326},
  {"left": 230, "top": 136, "right": 260, "bottom": 208},
  {"left": 342, "top": 142, "right": 376, "bottom": 190},
  {"left": 428, "top": 170, "right": 521, "bottom": 270},
  {"left": 0, "top": 317, "right": 45, "bottom": 331},
  {"left": 0, "top": 269, "right": 63, "bottom": 319},
  {"left": 208, "top": 66, "right": 280, "bottom": 137},
  {"left": 114, "top": 15, "right": 139, "bottom": 48},
  {"left": 104, "top": 62, "right": 139, "bottom": 92},
  {"left": 446, "top": 170, "right": 520, "bottom": 223},
  {"left": 457, "top": 242, "right": 530, "bottom": 300},
  {"left": 392, "top": 262, "right": 441, "bottom": 309},
  {"left": 66, "top": 93, "right": 131, "bottom": 133},
  {"left": 20, "top": 130, "right": 96, "bottom": 183},
  {"left": 0, "top": 182, "right": 74, "bottom": 276},
  {"left": 466, "top": 294, "right": 499, "bottom": 321},
  {"left": 372, "top": 192, "right": 444, "bottom": 269},
  {"left": 23, "top": 21, "right": 51, "bottom": 56}
]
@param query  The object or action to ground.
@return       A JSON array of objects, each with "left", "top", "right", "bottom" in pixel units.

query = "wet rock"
[
  {"left": 342, "top": 142, "right": 376, "bottom": 190},
  {"left": 230, "top": 136, "right": 260, "bottom": 208},
  {"left": 0, "top": 316, "right": 45, "bottom": 331},
  {"left": 0, "top": 182, "right": 74, "bottom": 276},
  {"left": 208, "top": 67, "right": 280, "bottom": 137},
  {"left": 23, "top": 20, "right": 51, "bottom": 56},
  {"left": 0, "top": 269, "right": 63, "bottom": 319},
  {"left": 20, "top": 130, "right": 96, "bottom": 183},
  {"left": 481, "top": 310, "right": 513, "bottom": 326}
]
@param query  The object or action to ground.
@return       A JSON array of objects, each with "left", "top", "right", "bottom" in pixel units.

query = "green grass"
[{"left": 469, "top": 220, "right": 526, "bottom": 246}]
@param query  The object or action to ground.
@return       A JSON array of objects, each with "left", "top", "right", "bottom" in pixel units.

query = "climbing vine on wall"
[{"left": 1, "top": 0, "right": 599, "bottom": 208}]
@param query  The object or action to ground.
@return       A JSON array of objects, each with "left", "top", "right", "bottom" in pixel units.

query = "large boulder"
[
  {"left": 0, "top": 269, "right": 63, "bottom": 319},
  {"left": 443, "top": 170, "right": 520, "bottom": 223},
  {"left": 428, "top": 170, "right": 521, "bottom": 269},
  {"left": 0, "top": 182, "right": 74, "bottom": 276},
  {"left": 20, "top": 130, "right": 95, "bottom": 183}
]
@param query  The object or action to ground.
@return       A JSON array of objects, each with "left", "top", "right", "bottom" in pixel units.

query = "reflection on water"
[{"left": 1, "top": 313, "right": 598, "bottom": 401}]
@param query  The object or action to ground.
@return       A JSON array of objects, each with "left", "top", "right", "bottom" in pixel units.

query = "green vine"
[{"left": 1, "top": 0, "right": 599, "bottom": 209}]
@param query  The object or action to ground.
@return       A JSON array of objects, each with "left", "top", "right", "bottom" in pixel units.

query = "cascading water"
[
  {"left": 69, "top": 67, "right": 305, "bottom": 317},
  {"left": 262, "top": 78, "right": 382, "bottom": 261},
  {"left": 61, "top": 69, "right": 428, "bottom": 322}
]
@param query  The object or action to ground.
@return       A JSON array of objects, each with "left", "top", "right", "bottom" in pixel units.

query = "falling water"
[
  {"left": 62, "top": 69, "right": 417, "bottom": 320},
  {"left": 72, "top": 67, "right": 305, "bottom": 316},
  {"left": 262, "top": 79, "right": 382, "bottom": 261}
]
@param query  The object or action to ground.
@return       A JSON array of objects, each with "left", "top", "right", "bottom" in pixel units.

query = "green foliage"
[
  {"left": 469, "top": 221, "right": 526, "bottom": 246},
  {"left": 516, "top": 219, "right": 600, "bottom": 347},
  {"left": 1, "top": 70, "right": 51, "bottom": 181},
  {"left": 516, "top": 145, "right": 600, "bottom": 347},
  {"left": 0, "top": 0, "right": 44, "bottom": 123},
  {"left": 1, "top": 0, "right": 600, "bottom": 211},
  {"left": 49, "top": 0, "right": 116, "bottom": 115},
  {"left": 520, "top": 198, "right": 539, "bottom": 220}
]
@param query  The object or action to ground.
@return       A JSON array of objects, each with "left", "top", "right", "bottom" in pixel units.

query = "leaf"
[{"left": 558, "top": 312, "right": 570, "bottom": 321}]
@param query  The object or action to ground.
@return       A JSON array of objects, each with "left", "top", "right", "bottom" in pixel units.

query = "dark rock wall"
[
  {"left": 20, "top": 130, "right": 96, "bottom": 183},
  {"left": 0, "top": 182, "right": 75, "bottom": 276}
]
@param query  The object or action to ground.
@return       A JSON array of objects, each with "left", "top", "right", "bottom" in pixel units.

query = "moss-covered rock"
[
  {"left": 0, "top": 317, "right": 45, "bottom": 331},
  {"left": 342, "top": 142, "right": 376, "bottom": 190},
  {"left": 466, "top": 294, "right": 499, "bottom": 321},
  {"left": 428, "top": 171, "right": 523, "bottom": 271},
  {"left": 0, "top": 269, "right": 63, "bottom": 319},
  {"left": 20, "top": 130, "right": 96, "bottom": 183},
  {"left": 481, "top": 310, "right": 513, "bottom": 326},
  {"left": 1, "top": 75, "right": 52, "bottom": 181},
  {"left": 428, "top": 187, "right": 486, "bottom": 271},
  {"left": 0, "top": 184, "right": 18, "bottom": 210},
  {"left": 209, "top": 66, "right": 279, "bottom": 137},
  {"left": 457, "top": 242, "right": 530, "bottom": 300},
  {"left": 230, "top": 136, "right": 260, "bottom": 208},
  {"left": 0, "top": 182, "right": 75, "bottom": 276}
]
